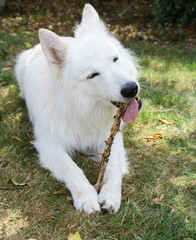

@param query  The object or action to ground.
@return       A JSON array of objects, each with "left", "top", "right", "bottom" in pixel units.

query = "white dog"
[{"left": 15, "top": 4, "right": 141, "bottom": 214}]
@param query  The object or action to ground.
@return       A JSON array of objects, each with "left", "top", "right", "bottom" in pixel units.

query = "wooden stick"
[{"left": 95, "top": 103, "right": 128, "bottom": 192}]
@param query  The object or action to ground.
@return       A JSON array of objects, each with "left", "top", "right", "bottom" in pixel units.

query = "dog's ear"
[
  {"left": 75, "top": 4, "right": 106, "bottom": 37},
  {"left": 39, "top": 29, "right": 67, "bottom": 66},
  {"left": 81, "top": 4, "right": 99, "bottom": 23}
]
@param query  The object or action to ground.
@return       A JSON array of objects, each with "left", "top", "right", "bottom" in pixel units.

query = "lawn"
[{"left": 0, "top": 2, "right": 196, "bottom": 240}]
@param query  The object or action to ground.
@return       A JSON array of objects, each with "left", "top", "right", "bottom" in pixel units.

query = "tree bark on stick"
[{"left": 95, "top": 103, "right": 128, "bottom": 192}]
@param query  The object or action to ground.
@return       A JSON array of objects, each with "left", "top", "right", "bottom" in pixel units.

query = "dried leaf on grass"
[
  {"left": 50, "top": 188, "right": 66, "bottom": 195},
  {"left": 190, "top": 180, "right": 196, "bottom": 186},
  {"left": 9, "top": 178, "right": 28, "bottom": 186},
  {"left": 144, "top": 132, "right": 164, "bottom": 142},
  {"left": 66, "top": 196, "right": 73, "bottom": 202},
  {"left": 24, "top": 42, "right": 33, "bottom": 48},
  {"left": 159, "top": 118, "right": 173, "bottom": 125},
  {"left": 152, "top": 194, "right": 165, "bottom": 205},
  {"left": 45, "top": 216, "right": 56, "bottom": 222},
  {"left": 0, "top": 81, "right": 8, "bottom": 87},
  {"left": 1, "top": 67, "right": 10, "bottom": 72},
  {"left": 68, "top": 232, "right": 82, "bottom": 240},
  {"left": 7, "top": 175, "right": 38, "bottom": 188}
]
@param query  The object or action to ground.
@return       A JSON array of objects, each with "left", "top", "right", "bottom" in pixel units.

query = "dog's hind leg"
[
  {"left": 98, "top": 132, "right": 128, "bottom": 213},
  {"left": 35, "top": 140, "right": 101, "bottom": 214}
]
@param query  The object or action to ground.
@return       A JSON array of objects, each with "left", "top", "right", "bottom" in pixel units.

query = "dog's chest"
[{"left": 57, "top": 111, "right": 113, "bottom": 151}]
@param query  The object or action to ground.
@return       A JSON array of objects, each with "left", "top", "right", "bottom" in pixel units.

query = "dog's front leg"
[
  {"left": 98, "top": 132, "right": 128, "bottom": 213},
  {"left": 35, "top": 140, "right": 100, "bottom": 214}
]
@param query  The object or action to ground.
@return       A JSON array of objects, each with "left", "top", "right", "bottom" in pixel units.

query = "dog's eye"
[
  {"left": 87, "top": 72, "right": 100, "bottom": 79},
  {"left": 113, "top": 56, "right": 119, "bottom": 62}
]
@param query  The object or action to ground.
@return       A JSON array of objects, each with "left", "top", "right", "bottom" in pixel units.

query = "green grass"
[{"left": 0, "top": 19, "right": 196, "bottom": 240}]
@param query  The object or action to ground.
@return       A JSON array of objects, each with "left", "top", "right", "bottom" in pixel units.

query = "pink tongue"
[{"left": 122, "top": 99, "right": 139, "bottom": 123}]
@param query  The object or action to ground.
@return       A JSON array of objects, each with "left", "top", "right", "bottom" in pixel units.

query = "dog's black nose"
[{"left": 121, "top": 82, "right": 138, "bottom": 99}]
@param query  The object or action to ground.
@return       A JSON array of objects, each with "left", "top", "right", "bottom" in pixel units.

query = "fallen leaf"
[
  {"left": 144, "top": 132, "right": 164, "bottom": 142},
  {"left": 159, "top": 119, "right": 173, "bottom": 125},
  {"left": 144, "top": 136, "right": 156, "bottom": 140},
  {"left": 9, "top": 178, "right": 27, "bottom": 186},
  {"left": 159, "top": 194, "right": 165, "bottom": 201},
  {"left": 24, "top": 42, "right": 32, "bottom": 48},
  {"left": 145, "top": 120, "right": 150, "bottom": 126},
  {"left": 152, "top": 198, "right": 161, "bottom": 205},
  {"left": 68, "top": 232, "right": 82, "bottom": 240},
  {"left": 152, "top": 194, "right": 165, "bottom": 205},
  {"left": 9, "top": 46, "right": 16, "bottom": 52},
  {"left": 153, "top": 133, "right": 164, "bottom": 139},
  {"left": 3, "top": 220, "right": 9, "bottom": 225},
  {"left": 1, "top": 67, "right": 10, "bottom": 72},
  {"left": 66, "top": 196, "right": 73, "bottom": 202},
  {"left": 0, "top": 81, "right": 8, "bottom": 86},
  {"left": 50, "top": 188, "right": 66, "bottom": 195},
  {"left": 45, "top": 216, "right": 56, "bottom": 222},
  {"left": 190, "top": 180, "right": 196, "bottom": 186}
]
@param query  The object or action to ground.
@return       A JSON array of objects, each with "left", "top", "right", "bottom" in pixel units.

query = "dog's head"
[{"left": 38, "top": 4, "right": 140, "bottom": 118}]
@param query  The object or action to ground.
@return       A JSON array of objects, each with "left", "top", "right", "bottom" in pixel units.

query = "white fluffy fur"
[{"left": 15, "top": 4, "right": 139, "bottom": 214}]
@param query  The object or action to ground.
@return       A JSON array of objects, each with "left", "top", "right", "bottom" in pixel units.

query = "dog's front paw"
[
  {"left": 73, "top": 187, "right": 101, "bottom": 214},
  {"left": 98, "top": 185, "right": 121, "bottom": 214}
]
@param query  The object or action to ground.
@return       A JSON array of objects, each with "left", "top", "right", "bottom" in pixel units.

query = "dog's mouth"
[
  {"left": 111, "top": 97, "right": 142, "bottom": 110},
  {"left": 111, "top": 101, "right": 121, "bottom": 108},
  {"left": 111, "top": 97, "right": 142, "bottom": 123}
]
